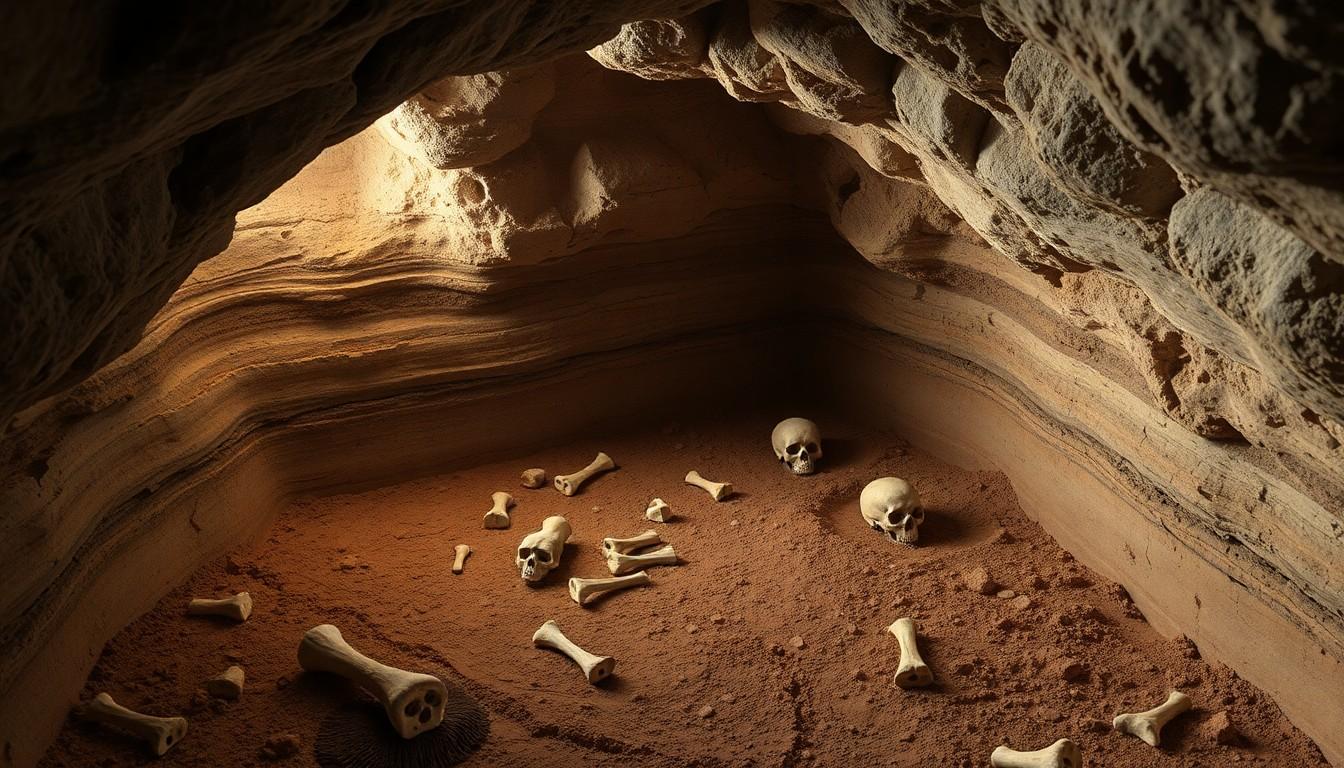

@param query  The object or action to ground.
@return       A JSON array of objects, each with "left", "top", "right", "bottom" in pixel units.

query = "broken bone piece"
[
  {"left": 771, "top": 418, "right": 822, "bottom": 475},
  {"left": 645, "top": 497, "right": 672, "bottom": 523},
  {"left": 569, "top": 571, "right": 652, "bottom": 606},
  {"left": 554, "top": 452, "right": 615, "bottom": 496},
  {"left": 482, "top": 491, "right": 515, "bottom": 529},
  {"left": 601, "top": 529, "right": 663, "bottom": 556},
  {"left": 452, "top": 544, "right": 471, "bottom": 575},
  {"left": 186, "top": 592, "right": 252, "bottom": 622},
  {"left": 517, "top": 515, "right": 571, "bottom": 583},
  {"left": 205, "top": 665, "right": 245, "bottom": 700},
  {"left": 75, "top": 693, "right": 188, "bottom": 756},
  {"left": 684, "top": 470, "right": 733, "bottom": 501},
  {"left": 298, "top": 624, "right": 447, "bottom": 739},
  {"left": 532, "top": 620, "right": 615, "bottom": 684},
  {"left": 1113, "top": 690, "right": 1193, "bottom": 746},
  {"left": 886, "top": 617, "right": 934, "bottom": 688},
  {"left": 860, "top": 477, "right": 925, "bottom": 545},
  {"left": 991, "top": 738, "right": 1082, "bottom": 768},
  {"left": 520, "top": 468, "right": 547, "bottom": 489},
  {"left": 606, "top": 544, "right": 677, "bottom": 575}
]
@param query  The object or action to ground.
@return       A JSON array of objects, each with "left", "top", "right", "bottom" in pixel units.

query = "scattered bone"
[
  {"left": 75, "top": 692, "right": 188, "bottom": 756},
  {"left": 645, "top": 497, "right": 672, "bottom": 523},
  {"left": 205, "top": 665, "right": 245, "bottom": 700},
  {"left": 602, "top": 529, "right": 663, "bottom": 556},
  {"left": 684, "top": 470, "right": 733, "bottom": 501},
  {"left": 886, "top": 617, "right": 933, "bottom": 688},
  {"left": 482, "top": 491, "right": 515, "bottom": 529},
  {"left": 520, "top": 468, "right": 547, "bottom": 489},
  {"left": 607, "top": 544, "right": 678, "bottom": 575},
  {"left": 771, "top": 418, "right": 822, "bottom": 475},
  {"left": 532, "top": 620, "right": 615, "bottom": 684},
  {"left": 187, "top": 592, "right": 253, "bottom": 622},
  {"left": 990, "top": 738, "right": 1082, "bottom": 768},
  {"left": 452, "top": 544, "right": 472, "bottom": 574},
  {"left": 554, "top": 452, "right": 615, "bottom": 496},
  {"left": 569, "top": 571, "right": 652, "bottom": 606},
  {"left": 860, "top": 477, "right": 924, "bottom": 545},
  {"left": 1113, "top": 690, "right": 1193, "bottom": 746},
  {"left": 298, "top": 624, "right": 448, "bottom": 739},
  {"left": 516, "top": 516, "right": 571, "bottom": 583}
]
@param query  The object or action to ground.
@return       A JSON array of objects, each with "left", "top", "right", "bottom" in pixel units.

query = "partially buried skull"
[
  {"left": 772, "top": 418, "right": 822, "bottom": 475},
  {"left": 860, "top": 477, "right": 924, "bottom": 545},
  {"left": 516, "top": 516, "right": 571, "bottom": 583}
]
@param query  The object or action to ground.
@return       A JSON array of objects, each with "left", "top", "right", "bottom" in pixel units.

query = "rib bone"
[
  {"left": 452, "top": 544, "right": 471, "bottom": 574},
  {"left": 482, "top": 491, "right": 515, "bottom": 529},
  {"left": 1113, "top": 690, "right": 1192, "bottom": 746},
  {"left": 645, "top": 498, "right": 671, "bottom": 522},
  {"left": 887, "top": 617, "right": 933, "bottom": 688},
  {"left": 554, "top": 452, "right": 615, "bottom": 496},
  {"left": 991, "top": 738, "right": 1082, "bottom": 768},
  {"left": 298, "top": 624, "right": 448, "bottom": 739},
  {"left": 75, "top": 692, "right": 188, "bottom": 756},
  {"left": 602, "top": 529, "right": 663, "bottom": 556},
  {"left": 569, "top": 572, "right": 652, "bottom": 606},
  {"left": 606, "top": 544, "right": 677, "bottom": 575},
  {"left": 684, "top": 470, "right": 733, "bottom": 501},
  {"left": 186, "top": 592, "right": 252, "bottom": 622},
  {"left": 532, "top": 619, "right": 615, "bottom": 683}
]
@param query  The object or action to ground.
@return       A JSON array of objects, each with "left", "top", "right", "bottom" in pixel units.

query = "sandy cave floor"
[{"left": 40, "top": 412, "right": 1329, "bottom": 767}]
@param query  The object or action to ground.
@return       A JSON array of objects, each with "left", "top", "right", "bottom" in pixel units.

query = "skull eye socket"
[
  {"left": 517, "top": 547, "right": 531, "bottom": 560},
  {"left": 912, "top": 507, "right": 925, "bottom": 521},
  {"left": 805, "top": 442, "right": 818, "bottom": 453},
  {"left": 786, "top": 442, "right": 802, "bottom": 455},
  {"left": 886, "top": 510, "right": 901, "bottom": 525},
  {"left": 534, "top": 550, "right": 552, "bottom": 563}
]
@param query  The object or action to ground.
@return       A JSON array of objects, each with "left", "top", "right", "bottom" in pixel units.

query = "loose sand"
[{"left": 40, "top": 413, "right": 1329, "bottom": 766}]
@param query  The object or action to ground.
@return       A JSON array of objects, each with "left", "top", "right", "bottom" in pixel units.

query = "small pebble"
[{"left": 698, "top": 705, "right": 716, "bottom": 718}]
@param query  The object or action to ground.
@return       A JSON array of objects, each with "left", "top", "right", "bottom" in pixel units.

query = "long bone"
[
  {"left": 554, "top": 452, "right": 615, "bottom": 496},
  {"left": 75, "top": 692, "right": 188, "bottom": 756},
  {"left": 684, "top": 470, "right": 733, "bottom": 501},
  {"left": 452, "top": 544, "right": 471, "bottom": 574},
  {"left": 606, "top": 544, "right": 678, "bottom": 575},
  {"left": 887, "top": 617, "right": 934, "bottom": 688},
  {"left": 482, "top": 491, "right": 515, "bottom": 529},
  {"left": 298, "top": 624, "right": 448, "bottom": 739},
  {"left": 569, "top": 572, "right": 653, "bottom": 606},
  {"left": 532, "top": 620, "right": 615, "bottom": 683},
  {"left": 602, "top": 529, "right": 663, "bottom": 556},
  {"left": 1113, "top": 690, "right": 1192, "bottom": 746},
  {"left": 991, "top": 738, "right": 1083, "bottom": 768},
  {"left": 187, "top": 592, "right": 252, "bottom": 622}
]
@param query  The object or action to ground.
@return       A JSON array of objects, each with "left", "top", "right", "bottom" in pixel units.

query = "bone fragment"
[
  {"left": 606, "top": 544, "right": 677, "bottom": 575},
  {"left": 186, "top": 592, "right": 252, "bottom": 622},
  {"left": 991, "top": 738, "right": 1082, "bottom": 768},
  {"left": 205, "top": 665, "right": 245, "bottom": 700},
  {"left": 298, "top": 624, "right": 448, "bottom": 739},
  {"left": 75, "top": 693, "right": 188, "bottom": 756},
  {"left": 452, "top": 544, "right": 471, "bottom": 574},
  {"left": 645, "top": 498, "right": 671, "bottom": 522},
  {"left": 554, "top": 452, "right": 615, "bottom": 496},
  {"left": 482, "top": 491, "right": 515, "bottom": 529},
  {"left": 1113, "top": 690, "right": 1192, "bottom": 746},
  {"left": 684, "top": 470, "right": 733, "bottom": 501},
  {"left": 520, "top": 468, "right": 547, "bottom": 489},
  {"left": 602, "top": 529, "right": 663, "bottom": 556},
  {"left": 532, "top": 619, "right": 615, "bottom": 683},
  {"left": 569, "top": 572, "right": 653, "bottom": 606},
  {"left": 887, "top": 617, "right": 934, "bottom": 688}
]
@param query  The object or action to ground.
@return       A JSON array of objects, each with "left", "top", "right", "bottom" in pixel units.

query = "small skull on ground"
[
  {"left": 860, "top": 477, "right": 924, "bottom": 545},
  {"left": 771, "top": 418, "right": 822, "bottom": 475}
]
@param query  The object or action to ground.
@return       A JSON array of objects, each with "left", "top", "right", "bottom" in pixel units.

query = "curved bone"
[
  {"left": 452, "top": 544, "right": 471, "bottom": 574},
  {"left": 606, "top": 544, "right": 677, "bottom": 575},
  {"left": 554, "top": 452, "right": 615, "bottom": 496},
  {"left": 602, "top": 529, "right": 663, "bottom": 556},
  {"left": 75, "top": 692, "right": 188, "bottom": 756},
  {"left": 520, "top": 468, "right": 547, "bottom": 489},
  {"left": 1113, "top": 690, "right": 1193, "bottom": 746},
  {"left": 532, "top": 620, "right": 615, "bottom": 683},
  {"left": 887, "top": 617, "right": 934, "bottom": 688},
  {"left": 569, "top": 571, "right": 652, "bottom": 606},
  {"left": 482, "top": 491, "right": 515, "bottom": 529},
  {"left": 684, "top": 470, "right": 733, "bottom": 501},
  {"left": 991, "top": 738, "right": 1082, "bottom": 768},
  {"left": 205, "top": 665, "right": 245, "bottom": 700},
  {"left": 645, "top": 497, "right": 671, "bottom": 522},
  {"left": 186, "top": 592, "right": 252, "bottom": 622},
  {"left": 298, "top": 624, "right": 448, "bottom": 739}
]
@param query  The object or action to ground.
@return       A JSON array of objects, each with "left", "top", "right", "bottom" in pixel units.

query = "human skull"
[
  {"left": 516, "top": 516, "right": 571, "bottom": 583},
  {"left": 860, "top": 477, "right": 924, "bottom": 545},
  {"left": 771, "top": 418, "right": 822, "bottom": 475}
]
